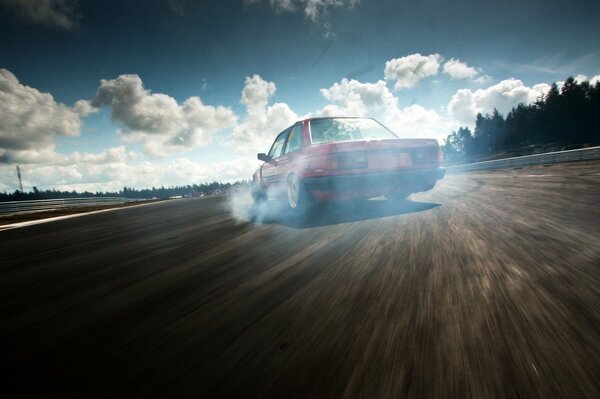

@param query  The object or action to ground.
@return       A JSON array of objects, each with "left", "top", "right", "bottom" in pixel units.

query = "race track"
[{"left": 1, "top": 162, "right": 599, "bottom": 398}]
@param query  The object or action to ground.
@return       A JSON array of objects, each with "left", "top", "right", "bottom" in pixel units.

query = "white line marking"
[{"left": 0, "top": 200, "right": 169, "bottom": 231}]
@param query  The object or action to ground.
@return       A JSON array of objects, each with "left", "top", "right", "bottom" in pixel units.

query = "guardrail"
[
  {"left": 445, "top": 146, "right": 600, "bottom": 173},
  {"left": 0, "top": 197, "right": 130, "bottom": 216}
]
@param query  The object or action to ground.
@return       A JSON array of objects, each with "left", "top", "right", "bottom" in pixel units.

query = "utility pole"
[{"left": 16, "top": 165, "right": 24, "bottom": 192}]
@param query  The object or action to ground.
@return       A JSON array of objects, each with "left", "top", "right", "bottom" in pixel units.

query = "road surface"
[{"left": 1, "top": 162, "right": 599, "bottom": 398}]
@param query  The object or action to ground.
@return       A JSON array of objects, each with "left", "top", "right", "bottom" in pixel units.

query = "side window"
[
  {"left": 284, "top": 123, "right": 303, "bottom": 154},
  {"left": 268, "top": 130, "right": 288, "bottom": 159}
]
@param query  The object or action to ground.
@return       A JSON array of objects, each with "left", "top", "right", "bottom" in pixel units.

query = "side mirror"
[{"left": 257, "top": 153, "right": 276, "bottom": 165}]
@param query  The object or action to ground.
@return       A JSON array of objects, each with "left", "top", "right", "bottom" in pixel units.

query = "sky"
[{"left": 1, "top": 0, "right": 599, "bottom": 192}]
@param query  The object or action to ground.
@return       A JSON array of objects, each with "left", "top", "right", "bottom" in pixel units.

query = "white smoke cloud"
[
  {"left": 92, "top": 74, "right": 237, "bottom": 157},
  {"left": 0, "top": 0, "right": 80, "bottom": 30},
  {"left": 0, "top": 68, "right": 95, "bottom": 164},
  {"left": 384, "top": 53, "right": 441, "bottom": 90},
  {"left": 447, "top": 79, "right": 551, "bottom": 125},
  {"left": 442, "top": 58, "right": 479, "bottom": 80},
  {"left": 231, "top": 74, "right": 298, "bottom": 155}
]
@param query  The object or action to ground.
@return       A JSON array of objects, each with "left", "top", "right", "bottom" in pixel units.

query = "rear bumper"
[{"left": 303, "top": 167, "right": 446, "bottom": 199}]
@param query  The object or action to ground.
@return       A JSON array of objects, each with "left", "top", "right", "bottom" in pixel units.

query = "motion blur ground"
[{"left": 1, "top": 162, "right": 599, "bottom": 398}]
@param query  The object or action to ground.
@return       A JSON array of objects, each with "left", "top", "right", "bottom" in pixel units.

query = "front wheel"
[{"left": 287, "top": 174, "right": 312, "bottom": 215}]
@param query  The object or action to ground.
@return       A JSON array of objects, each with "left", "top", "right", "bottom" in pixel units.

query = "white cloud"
[
  {"left": 384, "top": 53, "right": 441, "bottom": 90},
  {"left": 555, "top": 74, "right": 599, "bottom": 90},
  {"left": 0, "top": 148, "right": 257, "bottom": 193},
  {"left": 447, "top": 79, "right": 551, "bottom": 125},
  {"left": 92, "top": 74, "right": 237, "bottom": 157},
  {"left": 302, "top": 0, "right": 359, "bottom": 21},
  {"left": 442, "top": 58, "right": 479, "bottom": 80},
  {"left": 318, "top": 77, "right": 453, "bottom": 141},
  {"left": 231, "top": 75, "right": 298, "bottom": 155},
  {"left": 0, "top": 0, "right": 80, "bottom": 30},
  {"left": 248, "top": 0, "right": 359, "bottom": 21},
  {"left": 386, "top": 105, "right": 456, "bottom": 141},
  {"left": 245, "top": 0, "right": 359, "bottom": 36},
  {"left": 269, "top": 0, "right": 296, "bottom": 13},
  {"left": 320, "top": 78, "right": 397, "bottom": 116},
  {"left": 0, "top": 68, "right": 94, "bottom": 163}
]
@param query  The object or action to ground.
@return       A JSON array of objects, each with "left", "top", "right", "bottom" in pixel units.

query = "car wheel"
[{"left": 287, "top": 173, "right": 312, "bottom": 214}]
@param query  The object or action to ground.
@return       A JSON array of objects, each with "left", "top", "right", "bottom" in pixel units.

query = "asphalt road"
[{"left": 1, "top": 162, "right": 599, "bottom": 398}]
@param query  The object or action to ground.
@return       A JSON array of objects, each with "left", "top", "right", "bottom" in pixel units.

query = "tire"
[{"left": 287, "top": 173, "right": 312, "bottom": 215}]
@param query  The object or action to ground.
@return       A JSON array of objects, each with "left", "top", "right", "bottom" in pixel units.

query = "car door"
[
  {"left": 280, "top": 122, "right": 304, "bottom": 176},
  {"left": 260, "top": 128, "right": 290, "bottom": 192}
]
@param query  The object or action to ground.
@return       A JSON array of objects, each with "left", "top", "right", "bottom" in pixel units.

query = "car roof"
[{"left": 298, "top": 116, "right": 377, "bottom": 124}]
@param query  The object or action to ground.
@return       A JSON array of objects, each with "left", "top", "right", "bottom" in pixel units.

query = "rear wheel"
[{"left": 287, "top": 174, "right": 312, "bottom": 214}]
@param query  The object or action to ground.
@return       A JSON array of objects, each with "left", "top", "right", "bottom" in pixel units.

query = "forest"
[
  {"left": 442, "top": 77, "right": 600, "bottom": 163},
  {"left": 0, "top": 181, "right": 247, "bottom": 202}
]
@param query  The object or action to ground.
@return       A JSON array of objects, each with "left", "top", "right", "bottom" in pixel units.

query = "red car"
[{"left": 251, "top": 116, "right": 445, "bottom": 212}]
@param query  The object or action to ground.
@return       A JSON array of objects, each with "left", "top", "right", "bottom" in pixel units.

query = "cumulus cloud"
[
  {"left": 447, "top": 79, "right": 551, "bottom": 125},
  {"left": 384, "top": 53, "right": 441, "bottom": 90},
  {"left": 442, "top": 58, "right": 479, "bottom": 80},
  {"left": 320, "top": 78, "right": 397, "bottom": 116},
  {"left": 556, "top": 74, "right": 600, "bottom": 91},
  {"left": 0, "top": 68, "right": 95, "bottom": 164},
  {"left": 92, "top": 74, "right": 237, "bottom": 157},
  {"left": 231, "top": 75, "right": 298, "bottom": 155},
  {"left": 386, "top": 105, "right": 456, "bottom": 140},
  {"left": 0, "top": 0, "right": 80, "bottom": 30},
  {"left": 318, "top": 77, "right": 453, "bottom": 141},
  {"left": 0, "top": 151, "right": 257, "bottom": 193}
]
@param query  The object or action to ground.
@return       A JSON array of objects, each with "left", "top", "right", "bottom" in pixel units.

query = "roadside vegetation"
[
  {"left": 0, "top": 181, "right": 248, "bottom": 202},
  {"left": 442, "top": 76, "right": 600, "bottom": 164}
]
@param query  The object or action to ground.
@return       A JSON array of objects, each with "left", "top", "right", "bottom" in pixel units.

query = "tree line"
[
  {"left": 442, "top": 77, "right": 600, "bottom": 164},
  {"left": 0, "top": 181, "right": 248, "bottom": 202}
]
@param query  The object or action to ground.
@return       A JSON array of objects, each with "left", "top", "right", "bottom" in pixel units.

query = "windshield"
[{"left": 309, "top": 118, "right": 398, "bottom": 144}]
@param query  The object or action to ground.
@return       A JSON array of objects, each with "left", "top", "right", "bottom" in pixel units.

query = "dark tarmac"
[{"left": 1, "top": 162, "right": 599, "bottom": 398}]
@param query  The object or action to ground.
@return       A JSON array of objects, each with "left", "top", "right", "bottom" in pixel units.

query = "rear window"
[{"left": 309, "top": 118, "right": 397, "bottom": 144}]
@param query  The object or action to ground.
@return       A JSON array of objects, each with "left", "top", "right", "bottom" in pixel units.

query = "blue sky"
[{"left": 1, "top": 0, "right": 599, "bottom": 191}]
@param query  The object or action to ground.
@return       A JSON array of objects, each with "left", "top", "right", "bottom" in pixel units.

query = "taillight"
[
  {"left": 335, "top": 152, "right": 367, "bottom": 169},
  {"left": 414, "top": 147, "right": 439, "bottom": 163},
  {"left": 310, "top": 152, "right": 367, "bottom": 172}
]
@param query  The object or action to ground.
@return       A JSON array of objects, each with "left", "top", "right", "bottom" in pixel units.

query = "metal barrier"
[
  {"left": 0, "top": 197, "right": 130, "bottom": 216},
  {"left": 445, "top": 146, "right": 600, "bottom": 173}
]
